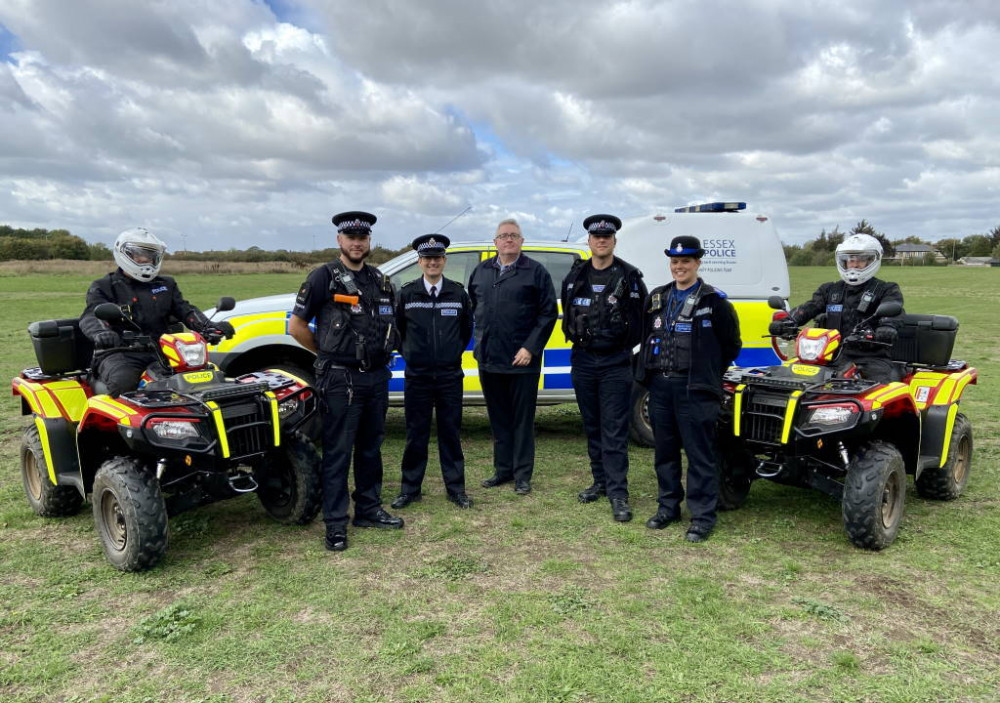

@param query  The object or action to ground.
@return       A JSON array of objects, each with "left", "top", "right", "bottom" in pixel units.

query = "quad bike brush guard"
[
  {"left": 718, "top": 297, "right": 976, "bottom": 550},
  {"left": 13, "top": 299, "right": 322, "bottom": 572}
]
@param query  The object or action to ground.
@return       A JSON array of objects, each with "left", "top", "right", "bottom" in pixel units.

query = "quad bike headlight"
[
  {"left": 176, "top": 339, "right": 207, "bottom": 367},
  {"left": 796, "top": 336, "right": 827, "bottom": 362},
  {"left": 807, "top": 405, "right": 858, "bottom": 426},
  {"left": 277, "top": 398, "right": 300, "bottom": 419},
  {"left": 148, "top": 419, "right": 201, "bottom": 440}
]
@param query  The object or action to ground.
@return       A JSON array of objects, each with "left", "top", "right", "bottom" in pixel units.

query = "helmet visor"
[
  {"left": 122, "top": 243, "right": 163, "bottom": 267},
  {"left": 837, "top": 251, "right": 877, "bottom": 270}
]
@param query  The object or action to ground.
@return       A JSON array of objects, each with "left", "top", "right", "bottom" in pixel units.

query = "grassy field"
[{"left": 1, "top": 265, "right": 998, "bottom": 703}]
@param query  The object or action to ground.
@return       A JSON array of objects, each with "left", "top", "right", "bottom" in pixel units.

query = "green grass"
[{"left": 2, "top": 267, "right": 999, "bottom": 702}]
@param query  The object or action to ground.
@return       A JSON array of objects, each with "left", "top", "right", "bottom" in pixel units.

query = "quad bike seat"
[
  {"left": 27, "top": 318, "right": 94, "bottom": 377},
  {"left": 889, "top": 313, "right": 958, "bottom": 367}
]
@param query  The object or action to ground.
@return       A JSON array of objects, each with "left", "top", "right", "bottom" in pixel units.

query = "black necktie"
[{"left": 430, "top": 285, "right": 437, "bottom": 300}]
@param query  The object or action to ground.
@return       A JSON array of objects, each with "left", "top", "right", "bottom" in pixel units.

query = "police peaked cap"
[
  {"left": 582, "top": 214, "right": 622, "bottom": 237},
  {"left": 665, "top": 235, "right": 705, "bottom": 258},
  {"left": 332, "top": 211, "right": 377, "bottom": 234},
  {"left": 412, "top": 233, "right": 450, "bottom": 257}
]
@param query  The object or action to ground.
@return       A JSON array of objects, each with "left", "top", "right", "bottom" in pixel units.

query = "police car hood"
[{"left": 205, "top": 293, "right": 297, "bottom": 319}]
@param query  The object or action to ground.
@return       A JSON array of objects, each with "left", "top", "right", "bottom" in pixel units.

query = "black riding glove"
[
  {"left": 768, "top": 319, "right": 798, "bottom": 337},
  {"left": 93, "top": 330, "right": 121, "bottom": 349},
  {"left": 874, "top": 325, "right": 898, "bottom": 345}
]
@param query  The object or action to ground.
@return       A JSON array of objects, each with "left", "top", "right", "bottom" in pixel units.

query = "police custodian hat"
[
  {"left": 582, "top": 214, "right": 622, "bottom": 237},
  {"left": 665, "top": 235, "right": 705, "bottom": 259},
  {"left": 411, "top": 233, "right": 450, "bottom": 257},
  {"left": 332, "top": 211, "right": 377, "bottom": 234}
]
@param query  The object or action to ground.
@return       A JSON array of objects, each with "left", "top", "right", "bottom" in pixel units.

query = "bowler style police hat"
[
  {"left": 665, "top": 235, "right": 705, "bottom": 259},
  {"left": 411, "top": 233, "right": 450, "bottom": 257},
  {"left": 332, "top": 211, "right": 377, "bottom": 235},
  {"left": 582, "top": 214, "right": 622, "bottom": 237}
]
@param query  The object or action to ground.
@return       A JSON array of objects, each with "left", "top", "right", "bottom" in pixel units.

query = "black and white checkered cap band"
[
  {"left": 337, "top": 219, "right": 372, "bottom": 233},
  {"left": 587, "top": 220, "right": 616, "bottom": 233}
]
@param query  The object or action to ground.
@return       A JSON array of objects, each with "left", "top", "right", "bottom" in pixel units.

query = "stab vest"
[
  {"left": 643, "top": 284, "right": 702, "bottom": 372},
  {"left": 823, "top": 280, "right": 882, "bottom": 334},
  {"left": 564, "top": 262, "right": 628, "bottom": 353},
  {"left": 316, "top": 261, "right": 395, "bottom": 369}
]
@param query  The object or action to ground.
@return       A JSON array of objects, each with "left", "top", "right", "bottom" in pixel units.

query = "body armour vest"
[
  {"left": 644, "top": 285, "right": 701, "bottom": 372},
  {"left": 824, "top": 281, "right": 882, "bottom": 334},
  {"left": 565, "top": 263, "right": 628, "bottom": 352},
  {"left": 317, "top": 261, "right": 395, "bottom": 369}
]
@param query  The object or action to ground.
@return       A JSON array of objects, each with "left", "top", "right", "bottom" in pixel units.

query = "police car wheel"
[{"left": 628, "top": 387, "right": 655, "bottom": 447}]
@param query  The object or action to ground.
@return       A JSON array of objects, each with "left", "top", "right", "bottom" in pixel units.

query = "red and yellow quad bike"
[
  {"left": 12, "top": 301, "right": 322, "bottom": 572},
  {"left": 719, "top": 299, "right": 976, "bottom": 550}
]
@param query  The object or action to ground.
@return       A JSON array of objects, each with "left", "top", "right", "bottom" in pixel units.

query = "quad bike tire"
[
  {"left": 842, "top": 440, "right": 906, "bottom": 550},
  {"left": 915, "top": 413, "right": 972, "bottom": 501},
  {"left": 718, "top": 443, "right": 754, "bottom": 511},
  {"left": 20, "top": 425, "right": 83, "bottom": 517},
  {"left": 92, "top": 457, "right": 168, "bottom": 572},
  {"left": 629, "top": 386, "right": 655, "bottom": 447},
  {"left": 255, "top": 430, "right": 322, "bottom": 525}
]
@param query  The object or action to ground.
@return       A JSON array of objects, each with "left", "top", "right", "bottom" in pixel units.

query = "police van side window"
[{"left": 525, "top": 251, "right": 580, "bottom": 288}]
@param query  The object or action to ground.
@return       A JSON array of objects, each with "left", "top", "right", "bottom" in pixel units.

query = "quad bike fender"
[
  {"left": 918, "top": 403, "right": 960, "bottom": 477},
  {"left": 29, "top": 415, "right": 83, "bottom": 492},
  {"left": 12, "top": 376, "right": 89, "bottom": 421}
]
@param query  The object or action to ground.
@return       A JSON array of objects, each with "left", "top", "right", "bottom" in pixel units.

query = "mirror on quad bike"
[
  {"left": 216, "top": 297, "right": 236, "bottom": 313},
  {"left": 94, "top": 303, "right": 126, "bottom": 323},
  {"left": 767, "top": 295, "right": 788, "bottom": 311},
  {"left": 875, "top": 300, "right": 902, "bottom": 318}
]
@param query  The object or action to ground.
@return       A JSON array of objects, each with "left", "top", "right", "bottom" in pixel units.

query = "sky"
[{"left": 1, "top": 0, "right": 999, "bottom": 252}]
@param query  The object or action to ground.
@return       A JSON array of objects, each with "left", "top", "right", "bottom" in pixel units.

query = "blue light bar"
[{"left": 674, "top": 202, "right": 747, "bottom": 213}]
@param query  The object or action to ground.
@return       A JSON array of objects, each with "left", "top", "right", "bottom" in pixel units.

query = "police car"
[{"left": 205, "top": 203, "right": 789, "bottom": 445}]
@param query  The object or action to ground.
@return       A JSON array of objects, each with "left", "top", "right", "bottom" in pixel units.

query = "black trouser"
[
  {"left": 317, "top": 366, "right": 390, "bottom": 529},
  {"left": 480, "top": 370, "right": 540, "bottom": 482},
  {"left": 399, "top": 372, "right": 466, "bottom": 496},
  {"left": 94, "top": 351, "right": 157, "bottom": 396},
  {"left": 571, "top": 349, "right": 632, "bottom": 500},
  {"left": 648, "top": 374, "right": 721, "bottom": 528}
]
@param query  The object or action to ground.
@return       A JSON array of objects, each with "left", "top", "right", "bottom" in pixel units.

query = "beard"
[{"left": 342, "top": 247, "right": 370, "bottom": 265}]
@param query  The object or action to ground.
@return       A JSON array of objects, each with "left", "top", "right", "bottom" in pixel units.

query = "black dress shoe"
[
  {"left": 578, "top": 483, "right": 606, "bottom": 503},
  {"left": 352, "top": 507, "right": 405, "bottom": 529},
  {"left": 685, "top": 524, "right": 713, "bottom": 542},
  {"left": 448, "top": 492, "right": 474, "bottom": 509},
  {"left": 645, "top": 509, "right": 680, "bottom": 530},
  {"left": 324, "top": 527, "right": 348, "bottom": 552},
  {"left": 481, "top": 474, "right": 513, "bottom": 488},
  {"left": 390, "top": 493, "right": 421, "bottom": 509},
  {"left": 611, "top": 498, "right": 633, "bottom": 522},
  {"left": 514, "top": 480, "right": 532, "bottom": 495}
]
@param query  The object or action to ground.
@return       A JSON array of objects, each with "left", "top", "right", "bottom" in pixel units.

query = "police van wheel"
[
  {"left": 915, "top": 413, "right": 972, "bottom": 501},
  {"left": 92, "top": 457, "right": 168, "bottom": 572},
  {"left": 20, "top": 425, "right": 83, "bottom": 518},
  {"left": 842, "top": 441, "right": 906, "bottom": 551},
  {"left": 629, "top": 387, "right": 655, "bottom": 447},
  {"left": 268, "top": 364, "right": 321, "bottom": 444},
  {"left": 256, "top": 431, "right": 322, "bottom": 525}
]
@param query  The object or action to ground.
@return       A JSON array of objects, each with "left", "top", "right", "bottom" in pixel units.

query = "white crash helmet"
[
  {"left": 113, "top": 227, "right": 167, "bottom": 282},
  {"left": 835, "top": 234, "right": 882, "bottom": 286}
]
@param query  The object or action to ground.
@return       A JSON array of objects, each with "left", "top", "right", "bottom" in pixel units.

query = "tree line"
[
  {"left": 0, "top": 226, "right": 409, "bottom": 265},
  {"left": 783, "top": 220, "right": 1000, "bottom": 266}
]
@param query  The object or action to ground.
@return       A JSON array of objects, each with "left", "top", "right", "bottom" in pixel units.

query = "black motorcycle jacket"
[
  {"left": 396, "top": 276, "right": 473, "bottom": 377},
  {"left": 560, "top": 257, "right": 647, "bottom": 358},
  {"left": 791, "top": 278, "right": 904, "bottom": 356},
  {"left": 79, "top": 269, "right": 209, "bottom": 342}
]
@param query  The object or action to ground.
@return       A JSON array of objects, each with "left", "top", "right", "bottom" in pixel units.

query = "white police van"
[{"left": 206, "top": 203, "right": 789, "bottom": 445}]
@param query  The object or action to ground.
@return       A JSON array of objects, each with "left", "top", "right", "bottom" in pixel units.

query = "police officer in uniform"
[
  {"left": 391, "top": 234, "right": 475, "bottom": 510},
  {"left": 289, "top": 211, "right": 403, "bottom": 553},
  {"left": 561, "top": 214, "right": 647, "bottom": 522},
  {"left": 80, "top": 227, "right": 232, "bottom": 396},
  {"left": 638, "top": 236, "right": 741, "bottom": 542},
  {"left": 770, "top": 233, "right": 903, "bottom": 382}
]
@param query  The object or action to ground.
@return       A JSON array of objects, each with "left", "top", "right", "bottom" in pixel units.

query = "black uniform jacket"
[
  {"left": 791, "top": 278, "right": 904, "bottom": 336},
  {"left": 559, "top": 256, "right": 647, "bottom": 354},
  {"left": 396, "top": 277, "right": 474, "bottom": 377},
  {"left": 637, "top": 279, "right": 742, "bottom": 398},
  {"left": 79, "top": 269, "right": 207, "bottom": 342},
  {"left": 468, "top": 254, "right": 557, "bottom": 374}
]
